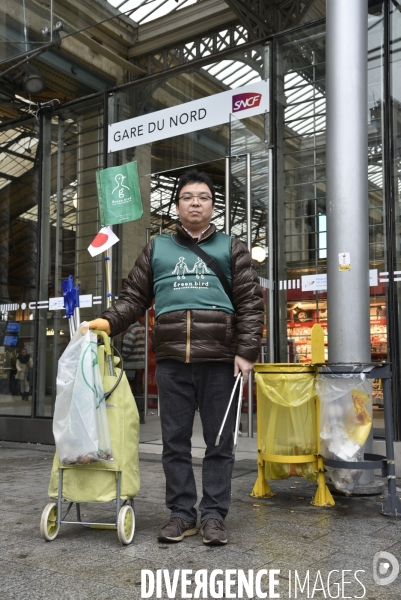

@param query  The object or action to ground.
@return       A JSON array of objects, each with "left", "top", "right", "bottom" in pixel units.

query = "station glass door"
[{"left": 131, "top": 118, "right": 269, "bottom": 431}]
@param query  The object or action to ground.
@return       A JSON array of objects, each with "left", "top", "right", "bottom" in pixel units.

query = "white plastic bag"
[
  {"left": 316, "top": 374, "right": 372, "bottom": 494},
  {"left": 53, "top": 322, "right": 113, "bottom": 465}
]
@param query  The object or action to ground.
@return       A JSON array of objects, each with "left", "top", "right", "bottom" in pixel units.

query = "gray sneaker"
[
  {"left": 200, "top": 518, "right": 228, "bottom": 545},
  {"left": 158, "top": 517, "right": 198, "bottom": 543}
]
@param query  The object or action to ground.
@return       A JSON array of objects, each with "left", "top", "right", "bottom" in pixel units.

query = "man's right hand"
[{"left": 88, "top": 318, "right": 111, "bottom": 336}]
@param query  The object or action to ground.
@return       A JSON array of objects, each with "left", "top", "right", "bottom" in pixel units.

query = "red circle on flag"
[{"left": 92, "top": 233, "right": 109, "bottom": 247}]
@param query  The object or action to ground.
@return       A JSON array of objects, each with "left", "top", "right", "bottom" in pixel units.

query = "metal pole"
[
  {"left": 37, "top": 115, "right": 52, "bottom": 416},
  {"left": 50, "top": 0, "right": 53, "bottom": 42},
  {"left": 381, "top": 377, "right": 401, "bottom": 516},
  {"left": 246, "top": 153, "right": 252, "bottom": 252},
  {"left": 245, "top": 153, "right": 253, "bottom": 438},
  {"left": 225, "top": 156, "right": 230, "bottom": 235},
  {"left": 326, "top": 1, "right": 373, "bottom": 486},
  {"left": 57, "top": 469, "right": 63, "bottom": 527},
  {"left": 157, "top": 223, "right": 163, "bottom": 417},
  {"left": 22, "top": 0, "right": 28, "bottom": 54},
  {"left": 52, "top": 117, "right": 64, "bottom": 410},
  {"left": 326, "top": 0, "right": 370, "bottom": 363},
  {"left": 383, "top": 0, "right": 401, "bottom": 441},
  {"left": 144, "top": 228, "right": 150, "bottom": 417},
  {"left": 268, "top": 148, "right": 274, "bottom": 363}
]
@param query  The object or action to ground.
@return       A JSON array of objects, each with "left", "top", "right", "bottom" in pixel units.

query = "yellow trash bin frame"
[{"left": 251, "top": 363, "right": 335, "bottom": 507}]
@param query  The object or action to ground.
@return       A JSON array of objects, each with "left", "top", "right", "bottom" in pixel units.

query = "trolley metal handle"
[
  {"left": 91, "top": 329, "right": 114, "bottom": 377},
  {"left": 91, "top": 329, "right": 112, "bottom": 356},
  {"left": 104, "top": 344, "right": 124, "bottom": 400}
]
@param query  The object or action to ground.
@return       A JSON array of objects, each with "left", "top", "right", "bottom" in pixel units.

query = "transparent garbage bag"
[
  {"left": 255, "top": 368, "right": 317, "bottom": 482},
  {"left": 53, "top": 322, "right": 113, "bottom": 465},
  {"left": 316, "top": 374, "right": 372, "bottom": 494}
]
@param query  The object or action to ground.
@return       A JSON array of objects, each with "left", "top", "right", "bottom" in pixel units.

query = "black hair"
[{"left": 175, "top": 170, "right": 215, "bottom": 205}]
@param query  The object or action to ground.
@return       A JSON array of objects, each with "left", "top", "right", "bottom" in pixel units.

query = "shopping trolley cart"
[{"left": 40, "top": 330, "right": 140, "bottom": 545}]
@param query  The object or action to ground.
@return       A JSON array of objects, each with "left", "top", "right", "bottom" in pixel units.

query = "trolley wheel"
[
  {"left": 40, "top": 502, "right": 59, "bottom": 541},
  {"left": 117, "top": 505, "right": 135, "bottom": 545}
]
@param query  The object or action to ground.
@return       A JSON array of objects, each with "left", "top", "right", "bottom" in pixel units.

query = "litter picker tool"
[
  {"left": 215, "top": 373, "right": 243, "bottom": 447},
  {"left": 233, "top": 375, "right": 244, "bottom": 454}
]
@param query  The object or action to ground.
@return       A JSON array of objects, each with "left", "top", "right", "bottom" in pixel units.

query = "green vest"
[{"left": 152, "top": 232, "right": 234, "bottom": 318}]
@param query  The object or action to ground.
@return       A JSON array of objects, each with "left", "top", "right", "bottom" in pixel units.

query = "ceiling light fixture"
[
  {"left": 251, "top": 246, "right": 267, "bottom": 263},
  {"left": 21, "top": 63, "right": 45, "bottom": 95}
]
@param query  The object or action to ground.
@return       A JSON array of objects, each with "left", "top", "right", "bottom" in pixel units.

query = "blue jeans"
[{"left": 156, "top": 360, "right": 236, "bottom": 524}]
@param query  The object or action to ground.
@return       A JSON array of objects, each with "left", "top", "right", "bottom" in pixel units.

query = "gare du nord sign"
[{"left": 108, "top": 80, "right": 270, "bottom": 152}]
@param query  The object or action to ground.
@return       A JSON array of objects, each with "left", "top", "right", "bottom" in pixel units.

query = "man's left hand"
[{"left": 234, "top": 355, "right": 254, "bottom": 384}]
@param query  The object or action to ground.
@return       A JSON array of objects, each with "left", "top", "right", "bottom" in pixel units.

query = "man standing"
[{"left": 89, "top": 170, "right": 264, "bottom": 546}]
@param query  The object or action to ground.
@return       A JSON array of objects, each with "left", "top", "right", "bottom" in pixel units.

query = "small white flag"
[{"left": 88, "top": 226, "right": 119, "bottom": 257}]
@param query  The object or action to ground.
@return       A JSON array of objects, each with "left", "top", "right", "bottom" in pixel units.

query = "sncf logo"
[{"left": 232, "top": 92, "right": 262, "bottom": 113}]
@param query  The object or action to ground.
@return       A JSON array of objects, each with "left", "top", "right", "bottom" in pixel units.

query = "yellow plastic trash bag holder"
[{"left": 251, "top": 364, "right": 334, "bottom": 507}]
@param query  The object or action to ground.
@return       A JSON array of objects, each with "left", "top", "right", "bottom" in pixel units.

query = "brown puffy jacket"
[{"left": 102, "top": 224, "right": 264, "bottom": 363}]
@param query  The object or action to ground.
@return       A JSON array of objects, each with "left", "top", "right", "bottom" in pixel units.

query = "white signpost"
[
  {"left": 301, "top": 274, "right": 328, "bottom": 292},
  {"left": 301, "top": 270, "right": 379, "bottom": 292},
  {"left": 108, "top": 80, "right": 270, "bottom": 153}
]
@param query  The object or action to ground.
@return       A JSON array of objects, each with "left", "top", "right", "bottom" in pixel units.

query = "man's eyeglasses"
[{"left": 178, "top": 193, "right": 212, "bottom": 203}]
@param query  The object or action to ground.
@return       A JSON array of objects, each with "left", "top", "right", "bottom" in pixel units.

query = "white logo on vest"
[{"left": 172, "top": 256, "right": 211, "bottom": 289}]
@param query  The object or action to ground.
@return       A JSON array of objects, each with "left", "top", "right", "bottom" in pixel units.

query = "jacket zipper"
[{"left": 186, "top": 310, "right": 191, "bottom": 363}]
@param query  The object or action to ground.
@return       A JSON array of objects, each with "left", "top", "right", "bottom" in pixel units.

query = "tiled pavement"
[{"left": 1, "top": 420, "right": 401, "bottom": 600}]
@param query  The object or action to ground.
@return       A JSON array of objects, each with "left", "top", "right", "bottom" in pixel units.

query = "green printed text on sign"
[{"left": 96, "top": 162, "right": 143, "bottom": 226}]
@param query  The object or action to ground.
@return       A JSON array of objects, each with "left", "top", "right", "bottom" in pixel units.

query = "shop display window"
[
  {"left": 287, "top": 300, "right": 327, "bottom": 363},
  {"left": 286, "top": 296, "right": 387, "bottom": 366}
]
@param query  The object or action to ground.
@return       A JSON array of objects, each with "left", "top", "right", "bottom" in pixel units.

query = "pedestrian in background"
[
  {"left": 16, "top": 348, "right": 33, "bottom": 401},
  {"left": 122, "top": 317, "right": 146, "bottom": 424}
]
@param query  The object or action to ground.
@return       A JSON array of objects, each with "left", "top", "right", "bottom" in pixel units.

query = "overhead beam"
[
  {"left": 1, "top": 148, "right": 35, "bottom": 162},
  {"left": 128, "top": 0, "right": 237, "bottom": 58},
  {"left": 53, "top": 0, "right": 136, "bottom": 47},
  {"left": 3, "top": 0, "right": 140, "bottom": 87},
  {"left": 73, "top": 31, "right": 144, "bottom": 75},
  {"left": 130, "top": 23, "right": 252, "bottom": 76},
  {"left": 290, "top": 0, "right": 318, "bottom": 28},
  {"left": 223, "top": 0, "right": 272, "bottom": 40},
  {"left": 129, "top": 0, "right": 324, "bottom": 78},
  {"left": 0, "top": 133, "right": 28, "bottom": 151},
  {"left": 224, "top": 0, "right": 322, "bottom": 37},
  {"left": 0, "top": 172, "right": 17, "bottom": 181}
]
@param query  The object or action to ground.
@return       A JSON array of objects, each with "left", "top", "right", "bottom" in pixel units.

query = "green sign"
[{"left": 96, "top": 161, "right": 143, "bottom": 226}]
